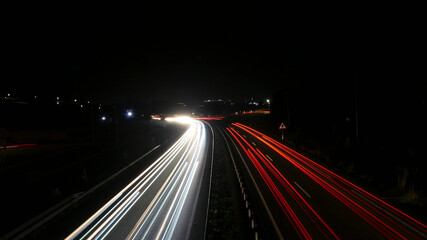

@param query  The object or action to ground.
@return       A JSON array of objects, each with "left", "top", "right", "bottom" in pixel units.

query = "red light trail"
[
  {"left": 0, "top": 143, "right": 37, "bottom": 149},
  {"left": 227, "top": 122, "right": 426, "bottom": 239},
  {"left": 194, "top": 116, "right": 226, "bottom": 121},
  {"left": 227, "top": 126, "right": 338, "bottom": 240}
]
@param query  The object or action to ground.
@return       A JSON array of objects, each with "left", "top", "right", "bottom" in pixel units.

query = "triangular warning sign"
[{"left": 279, "top": 122, "right": 286, "bottom": 129}]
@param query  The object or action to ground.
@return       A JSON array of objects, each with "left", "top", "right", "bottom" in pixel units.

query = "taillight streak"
[
  {"left": 253, "top": 148, "right": 340, "bottom": 240},
  {"left": 228, "top": 127, "right": 317, "bottom": 240},
  {"left": 233, "top": 124, "right": 405, "bottom": 239},
  {"left": 232, "top": 122, "right": 427, "bottom": 239}
]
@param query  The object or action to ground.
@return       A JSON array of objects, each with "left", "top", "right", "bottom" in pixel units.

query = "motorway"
[
  {"left": 66, "top": 118, "right": 212, "bottom": 240},
  {"left": 221, "top": 122, "right": 427, "bottom": 240}
]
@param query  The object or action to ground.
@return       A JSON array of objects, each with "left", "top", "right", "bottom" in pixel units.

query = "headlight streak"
[
  {"left": 129, "top": 133, "right": 198, "bottom": 239},
  {"left": 131, "top": 161, "right": 189, "bottom": 240},
  {"left": 84, "top": 128, "right": 195, "bottom": 240},
  {"left": 130, "top": 122, "right": 205, "bottom": 240},
  {"left": 67, "top": 120, "right": 208, "bottom": 240},
  {"left": 71, "top": 194, "right": 123, "bottom": 239},
  {"left": 165, "top": 116, "right": 193, "bottom": 124},
  {"left": 96, "top": 192, "right": 142, "bottom": 240},
  {"left": 67, "top": 127, "right": 194, "bottom": 240},
  {"left": 158, "top": 161, "right": 200, "bottom": 240},
  {"left": 100, "top": 141, "right": 193, "bottom": 240},
  {"left": 161, "top": 124, "right": 206, "bottom": 240},
  {"left": 230, "top": 122, "right": 427, "bottom": 239}
]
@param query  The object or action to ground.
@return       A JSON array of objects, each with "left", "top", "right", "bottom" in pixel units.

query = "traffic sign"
[{"left": 279, "top": 122, "right": 286, "bottom": 129}]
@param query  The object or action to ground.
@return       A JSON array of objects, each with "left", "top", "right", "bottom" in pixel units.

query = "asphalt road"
[
  {"left": 65, "top": 119, "right": 213, "bottom": 240},
  {"left": 222, "top": 122, "right": 427, "bottom": 240},
  {"left": 0, "top": 119, "right": 190, "bottom": 239}
]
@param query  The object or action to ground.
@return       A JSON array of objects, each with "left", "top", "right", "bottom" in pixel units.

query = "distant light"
[
  {"left": 101, "top": 116, "right": 106, "bottom": 121},
  {"left": 7, "top": 93, "right": 10, "bottom": 97},
  {"left": 74, "top": 99, "right": 77, "bottom": 102},
  {"left": 57, "top": 101, "right": 60, "bottom": 105},
  {"left": 266, "top": 99, "right": 270, "bottom": 104},
  {"left": 126, "top": 110, "right": 133, "bottom": 118},
  {"left": 151, "top": 115, "right": 162, "bottom": 120},
  {"left": 80, "top": 104, "right": 83, "bottom": 108},
  {"left": 34, "top": 96, "right": 37, "bottom": 99},
  {"left": 57, "top": 97, "right": 60, "bottom": 100},
  {"left": 87, "top": 101, "right": 90, "bottom": 104}
]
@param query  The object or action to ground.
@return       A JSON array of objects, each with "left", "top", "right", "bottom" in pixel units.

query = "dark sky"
[{"left": 2, "top": 3, "right": 423, "bottom": 106}]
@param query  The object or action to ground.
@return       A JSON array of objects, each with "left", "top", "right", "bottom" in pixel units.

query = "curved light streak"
[
  {"left": 230, "top": 122, "right": 426, "bottom": 239},
  {"left": 66, "top": 120, "right": 208, "bottom": 240}
]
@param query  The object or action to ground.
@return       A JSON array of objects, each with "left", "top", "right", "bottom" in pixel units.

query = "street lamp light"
[{"left": 126, "top": 110, "right": 134, "bottom": 118}]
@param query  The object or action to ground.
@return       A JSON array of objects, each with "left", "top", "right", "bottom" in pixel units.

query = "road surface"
[
  {"left": 222, "top": 122, "right": 426, "bottom": 240},
  {"left": 66, "top": 119, "right": 212, "bottom": 240}
]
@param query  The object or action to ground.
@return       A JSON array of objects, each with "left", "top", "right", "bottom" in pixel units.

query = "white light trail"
[
  {"left": 66, "top": 120, "right": 208, "bottom": 240},
  {"left": 165, "top": 116, "right": 193, "bottom": 124}
]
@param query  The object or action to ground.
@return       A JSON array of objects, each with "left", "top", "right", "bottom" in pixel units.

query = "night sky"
[{"left": 2, "top": 3, "right": 423, "bottom": 107}]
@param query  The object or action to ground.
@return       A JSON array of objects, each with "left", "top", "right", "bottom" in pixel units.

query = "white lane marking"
[
  {"left": 294, "top": 181, "right": 311, "bottom": 199},
  {"left": 251, "top": 141, "right": 256, "bottom": 146},
  {"left": 350, "top": 189, "right": 427, "bottom": 238},
  {"left": 222, "top": 130, "right": 284, "bottom": 240},
  {"left": 266, "top": 154, "right": 273, "bottom": 162}
]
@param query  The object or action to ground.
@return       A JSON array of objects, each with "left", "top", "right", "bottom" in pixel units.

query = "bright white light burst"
[{"left": 165, "top": 116, "right": 193, "bottom": 124}]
